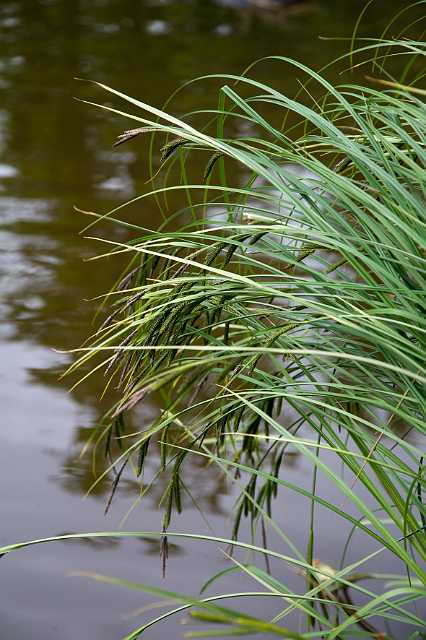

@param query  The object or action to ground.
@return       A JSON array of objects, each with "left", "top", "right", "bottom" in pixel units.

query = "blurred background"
[{"left": 0, "top": 1, "right": 419, "bottom": 638}]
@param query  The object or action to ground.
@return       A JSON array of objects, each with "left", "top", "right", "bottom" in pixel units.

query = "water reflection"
[{"left": 49, "top": 421, "right": 231, "bottom": 518}]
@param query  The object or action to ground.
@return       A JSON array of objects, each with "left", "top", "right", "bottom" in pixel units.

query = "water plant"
[{"left": 3, "top": 10, "right": 426, "bottom": 639}]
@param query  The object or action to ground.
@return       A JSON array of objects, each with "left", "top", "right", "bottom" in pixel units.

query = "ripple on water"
[
  {"left": 0, "top": 196, "right": 52, "bottom": 223},
  {"left": 146, "top": 19, "right": 170, "bottom": 35},
  {"left": 0, "top": 163, "right": 18, "bottom": 178},
  {"left": 0, "top": 197, "right": 58, "bottom": 324},
  {"left": 0, "top": 16, "right": 20, "bottom": 29},
  {"left": 97, "top": 172, "right": 134, "bottom": 197}
]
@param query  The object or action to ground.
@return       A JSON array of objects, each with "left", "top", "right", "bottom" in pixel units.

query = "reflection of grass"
[{"left": 5, "top": 18, "right": 426, "bottom": 640}]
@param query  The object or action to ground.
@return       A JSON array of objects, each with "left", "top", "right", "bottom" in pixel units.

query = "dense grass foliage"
[
  {"left": 3, "top": 27, "right": 425, "bottom": 640},
  {"left": 62, "top": 34, "right": 426, "bottom": 637}
]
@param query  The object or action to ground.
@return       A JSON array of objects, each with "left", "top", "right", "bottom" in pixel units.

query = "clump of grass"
[
  {"left": 4, "top": 13, "right": 426, "bottom": 640},
  {"left": 64, "top": 31, "right": 426, "bottom": 635}
]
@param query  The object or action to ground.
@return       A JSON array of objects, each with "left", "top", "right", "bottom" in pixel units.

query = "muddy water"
[{"left": 0, "top": 1, "right": 419, "bottom": 638}]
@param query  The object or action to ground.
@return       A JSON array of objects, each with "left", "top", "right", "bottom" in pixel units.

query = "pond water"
[{"left": 0, "top": 1, "right": 421, "bottom": 638}]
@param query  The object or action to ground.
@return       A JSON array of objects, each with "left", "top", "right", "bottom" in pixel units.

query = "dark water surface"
[{"left": 0, "top": 1, "right": 420, "bottom": 638}]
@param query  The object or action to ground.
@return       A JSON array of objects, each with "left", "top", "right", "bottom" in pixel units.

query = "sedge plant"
[{"left": 3, "top": 17, "right": 426, "bottom": 640}]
